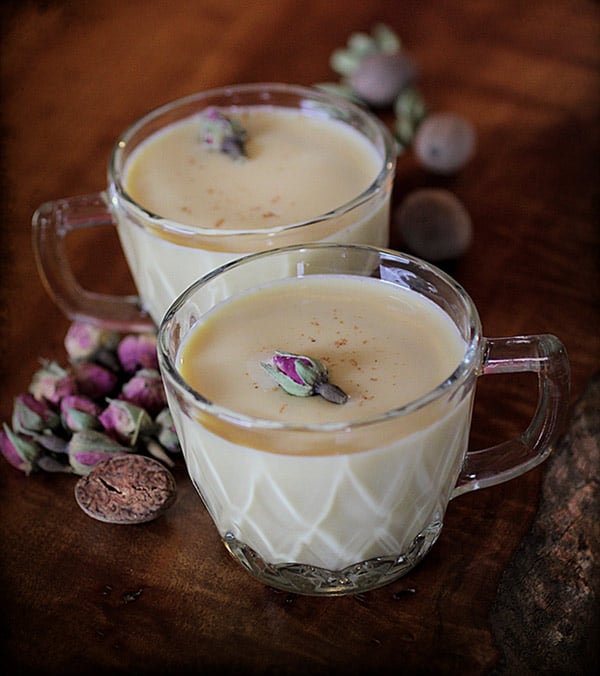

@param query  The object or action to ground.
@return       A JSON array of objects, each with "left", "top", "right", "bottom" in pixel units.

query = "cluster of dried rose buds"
[{"left": 0, "top": 322, "right": 179, "bottom": 476}]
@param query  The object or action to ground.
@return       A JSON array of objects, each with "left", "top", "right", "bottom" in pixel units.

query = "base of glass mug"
[{"left": 222, "top": 521, "right": 443, "bottom": 596}]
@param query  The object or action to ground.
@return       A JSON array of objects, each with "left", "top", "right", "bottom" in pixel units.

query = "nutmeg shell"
[
  {"left": 394, "top": 188, "right": 473, "bottom": 261},
  {"left": 349, "top": 52, "right": 417, "bottom": 107},
  {"left": 75, "top": 454, "right": 177, "bottom": 524},
  {"left": 414, "top": 112, "right": 476, "bottom": 174}
]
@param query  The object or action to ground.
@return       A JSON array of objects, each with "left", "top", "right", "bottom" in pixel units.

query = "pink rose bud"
[
  {"left": 1, "top": 423, "right": 41, "bottom": 474},
  {"left": 99, "top": 399, "right": 155, "bottom": 445},
  {"left": 261, "top": 350, "right": 348, "bottom": 404},
  {"left": 120, "top": 369, "right": 166, "bottom": 417},
  {"left": 156, "top": 407, "right": 180, "bottom": 453},
  {"left": 117, "top": 334, "right": 159, "bottom": 374},
  {"left": 64, "top": 321, "right": 120, "bottom": 362},
  {"left": 68, "top": 429, "right": 129, "bottom": 475},
  {"left": 12, "top": 393, "right": 60, "bottom": 434},
  {"left": 60, "top": 395, "right": 102, "bottom": 432},
  {"left": 73, "top": 361, "right": 119, "bottom": 400},
  {"left": 199, "top": 108, "right": 248, "bottom": 160},
  {"left": 29, "top": 360, "right": 77, "bottom": 405}
]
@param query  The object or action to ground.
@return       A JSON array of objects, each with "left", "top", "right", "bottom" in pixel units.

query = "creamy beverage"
[
  {"left": 170, "top": 274, "right": 471, "bottom": 571},
  {"left": 158, "top": 242, "right": 569, "bottom": 593},
  {"left": 116, "top": 106, "right": 389, "bottom": 324},
  {"left": 157, "top": 242, "right": 569, "bottom": 593},
  {"left": 34, "top": 85, "right": 396, "bottom": 333},
  {"left": 124, "top": 108, "right": 381, "bottom": 229}
]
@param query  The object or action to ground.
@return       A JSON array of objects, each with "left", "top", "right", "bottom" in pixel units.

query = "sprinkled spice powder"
[{"left": 177, "top": 274, "right": 466, "bottom": 426}]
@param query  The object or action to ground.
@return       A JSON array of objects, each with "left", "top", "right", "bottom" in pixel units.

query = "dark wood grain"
[
  {"left": 1, "top": 1, "right": 598, "bottom": 674},
  {"left": 490, "top": 372, "right": 600, "bottom": 676}
]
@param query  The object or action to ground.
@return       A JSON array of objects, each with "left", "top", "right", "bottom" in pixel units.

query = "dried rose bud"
[
  {"left": 199, "top": 108, "right": 247, "bottom": 160},
  {"left": 36, "top": 454, "right": 72, "bottom": 473},
  {"left": 120, "top": 369, "right": 166, "bottom": 417},
  {"left": 1, "top": 423, "right": 41, "bottom": 474},
  {"left": 64, "top": 321, "right": 120, "bottom": 362},
  {"left": 99, "top": 399, "right": 155, "bottom": 445},
  {"left": 330, "top": 23, "right": 401, "bottom": 78},
  {"left": 60, "top": 395, "right": 102, "bottom": 432},
  {"left": 29, "top": 360, "right": 77, "bottom": 405},
  {"left": 155, "top": 407, "right": 180, "bottom": 453},
  {"left": 394, "top": 86, "right": 428, "bottom": 151},
  {"left": 68, "top": 429, "right": 130, "bottom": 475},
  {"left": 72, "top": 361, "right": 119, "bottom": 400},
  {"left": 117, "top": 333, "right": 159, "bottom": 374},
  {"left": 261, "top": 351, "right": 348, "bottom": 404},
  {"left": 12, "top": 393, "right": 60, "bottom": 434},
  {"left": 34, "top": 431, "right": 69, "bottom": 454},
  {"left": 145, "top": 439, "right": 175, "bottom": 468}
]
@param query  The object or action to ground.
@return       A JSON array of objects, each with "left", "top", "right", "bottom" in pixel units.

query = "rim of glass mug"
[
  {"left": 158, "top": 242, "right": 570, "bottom": 496},
  {"left": 32, "top": 83, "right": 397, "bottom": 331},
  {"left": 109, "top": 82, "right": 398, "bottom": 245},
  {"left": 158, "top": 242, "right": 570, "bottom": 594},
  {"left": 158, "top": 243, "right": 481, "bottom": 433}
]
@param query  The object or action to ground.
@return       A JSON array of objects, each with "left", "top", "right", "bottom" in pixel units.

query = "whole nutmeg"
[
  {"left": 75, "top": 454, "right": 177, "bottom": 524},
  {"left": 414, "top": 112, "right": 476, "bottom": 174},
  {"left": 394, "top": 189, "right": 472, "bottom": 261},
  {"left": 349, "top": 52, "right": 417, "bottom": 107}
]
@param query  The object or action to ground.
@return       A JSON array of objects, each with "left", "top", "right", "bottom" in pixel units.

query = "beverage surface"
[
  {"left": 124, "top": 107, "right": 381, "bottom": 229},
  {"left": 178, "top": 274, "right": 466, "bottom": 425}
]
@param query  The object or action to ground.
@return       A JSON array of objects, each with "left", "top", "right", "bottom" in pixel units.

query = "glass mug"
[
  {"left": 157, "top": 243, "right": 570, "bottom": 596},
  {"left": 32, "top": 83, "right": 396, "bottom": 331}
]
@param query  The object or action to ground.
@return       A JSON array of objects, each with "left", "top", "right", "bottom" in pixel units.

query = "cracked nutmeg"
[{"left": 74, "top": 454, "right": 177, "bottom": 524}]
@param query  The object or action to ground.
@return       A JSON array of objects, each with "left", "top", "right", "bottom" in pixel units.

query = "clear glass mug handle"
[
  {"left": 32, "top": 193, "right": 154, "bottom": 332},
  {"left": 452, "top": 334, "right": 570, "bottom": 498}
]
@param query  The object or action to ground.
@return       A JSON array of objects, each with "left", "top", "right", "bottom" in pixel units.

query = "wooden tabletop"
[{"left": 1, "top": 1, "right": 598, "bottom": 674}]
